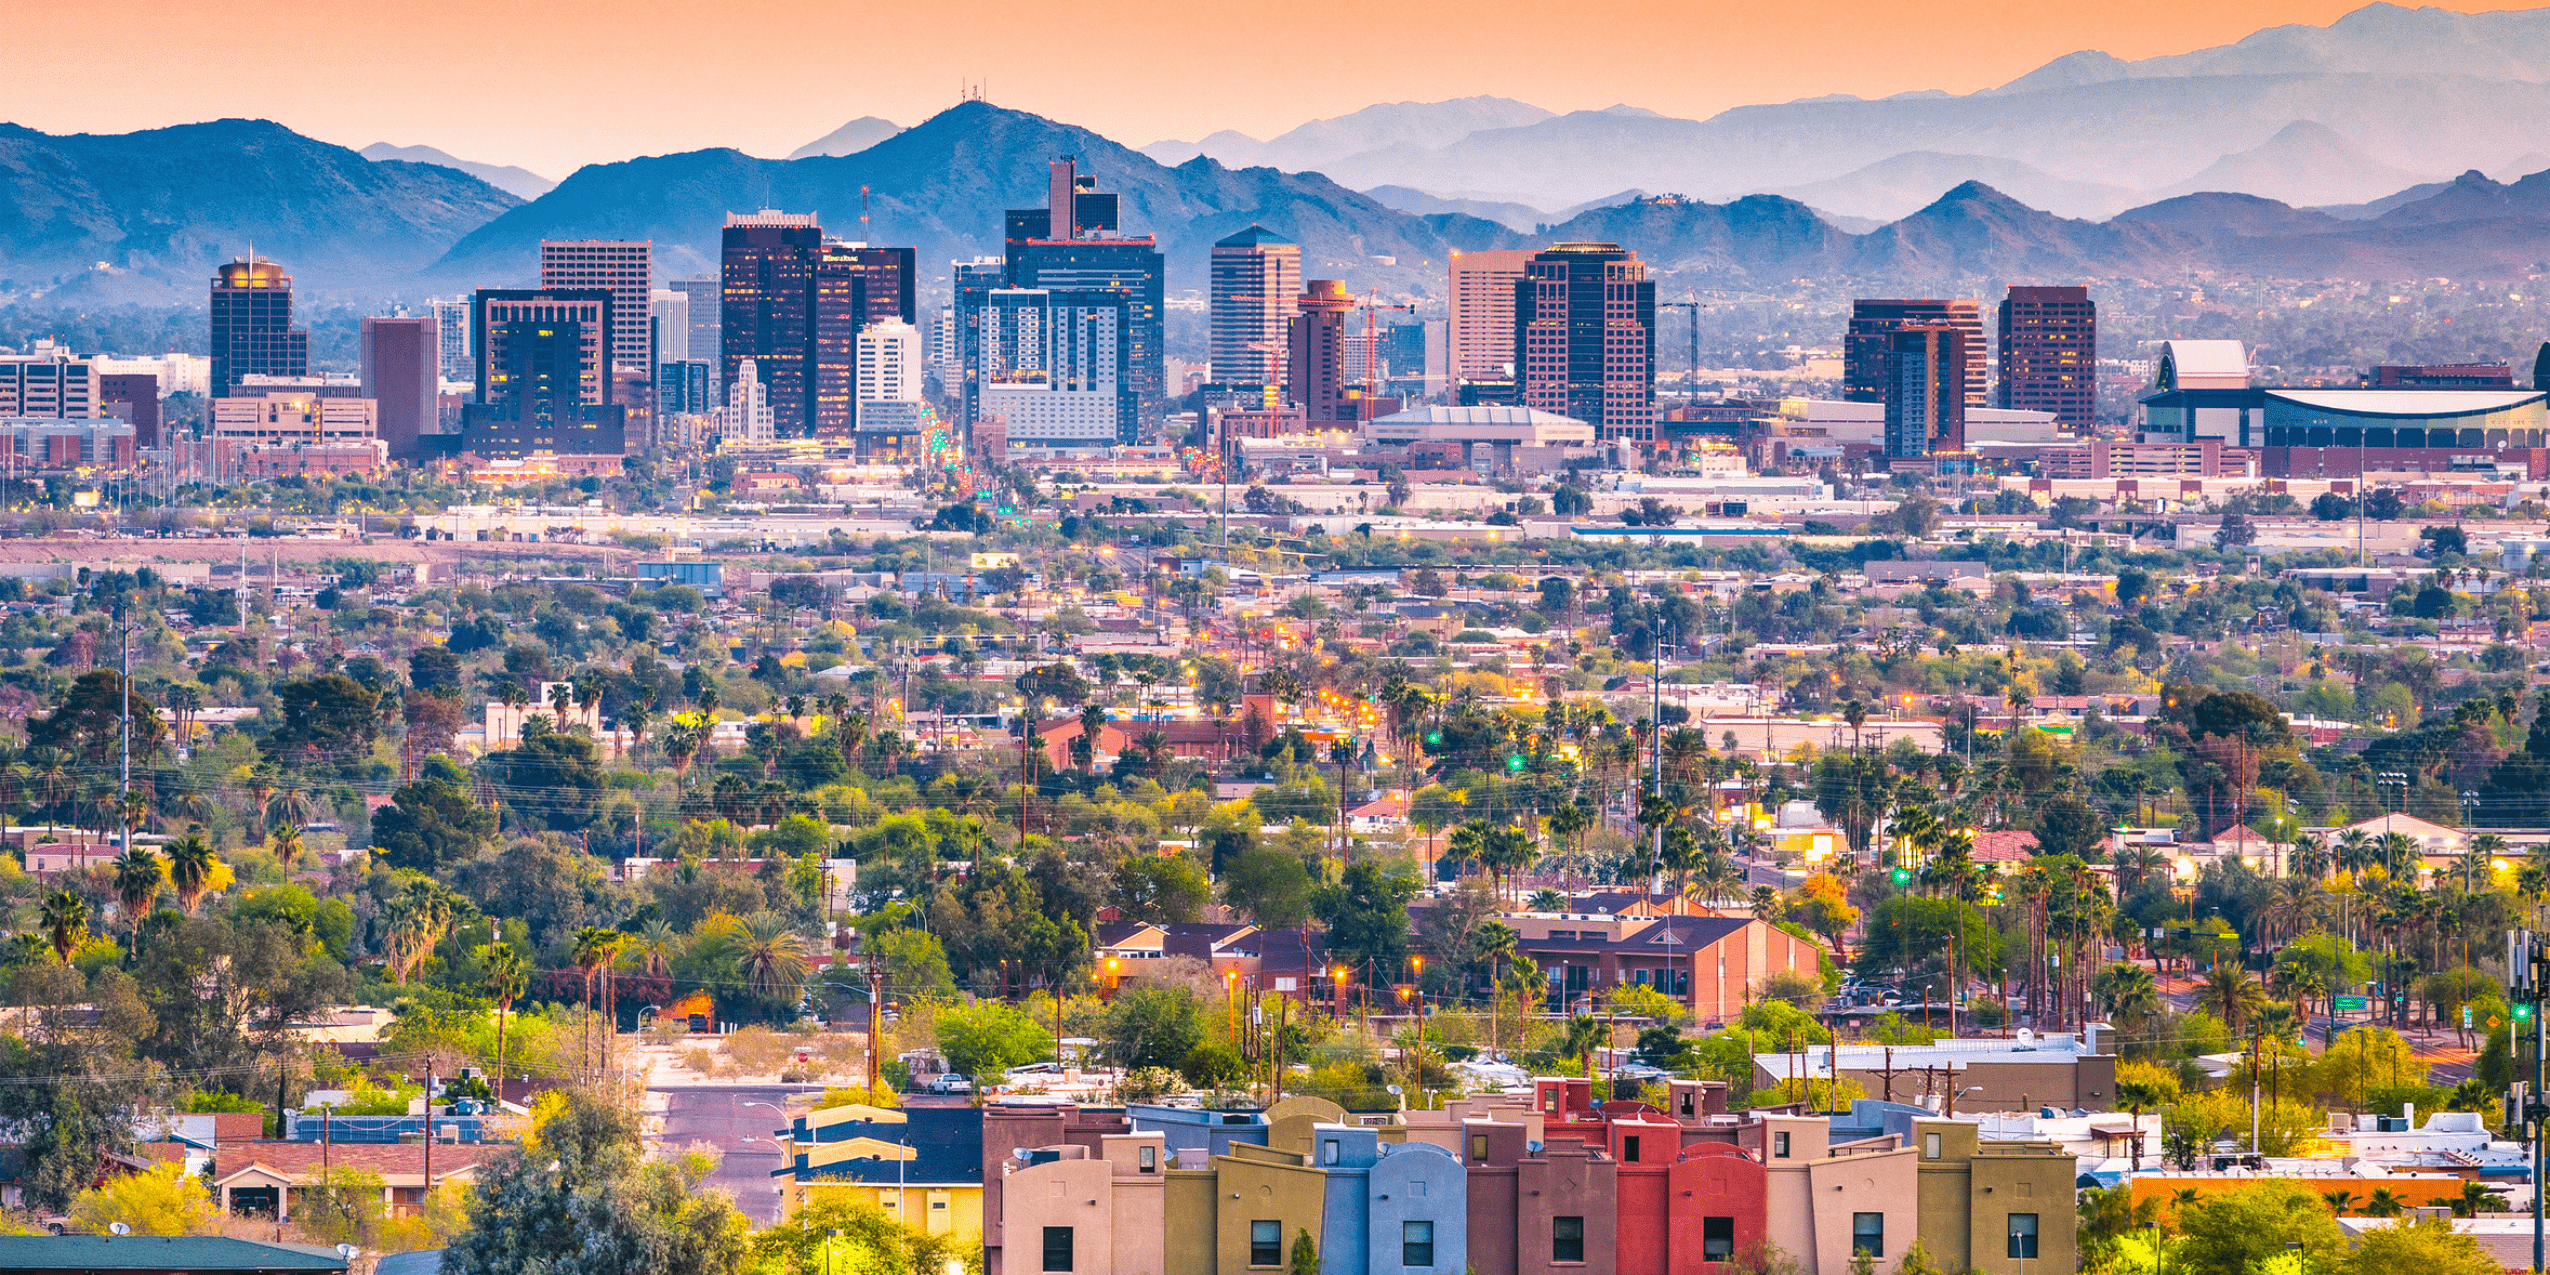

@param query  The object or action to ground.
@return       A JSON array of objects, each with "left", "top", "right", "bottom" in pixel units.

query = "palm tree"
[
  {"left": 2115, "top": 1071, "right": 2173, "bottom": 1169},
  {"left": 111, "top": 847, "right": 161, "bottom": 956},
  {"left": 2322, "top": 1189, "right": 2361, "bottom": 1216},
  {"left": 2363, "top": 1187, "right": 2407, "bottom": 1218},
  {"left": 1561, "top": 1014, "right": 1607, "bottom": 1083},
  {"left": 570, "top": 926, "right": 624, "bottom": 1081},
  {"left": 39, "top": 889, "right": 88, "bottom": 962},
  {"left": 729, "top": 912, "right": 811, "bottom": 1002},
  {"left": 166, "top": 833, "right": 216, "bottom": 914},
  {"left": 481, "top": 942, "right": 528, "bottom": 1090},
  {"left": 2194, "top": 963, "right": 2269, "bottom": 1037},
  {"left": 2094, "top": 962, "right": 2164, "bottom": 1027}
]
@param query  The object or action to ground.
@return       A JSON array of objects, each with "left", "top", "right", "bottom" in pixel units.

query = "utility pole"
[{"left": 119, "top": 628, "right": 131, "bottom": 852}]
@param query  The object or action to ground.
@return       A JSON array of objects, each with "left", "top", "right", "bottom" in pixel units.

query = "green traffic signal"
[
  {"left": 1506, "top": 754, "right": 1526, "bottom": 771},
  {"left": 2519, "top": 1003, "right": 2535, "bottom": 1021},
  {"left": 1891, "top": 868, "right": 1912, "bottom": 886}
]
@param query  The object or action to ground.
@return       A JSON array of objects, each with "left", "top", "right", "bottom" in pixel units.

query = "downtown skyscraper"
[
  {"left": 1515, "top": 243, "right": 1655, "bottom": 446},
  {"left": 720, "top": 211, "right": 822, "bottom": 437},
  {"left": 1845, "top": 299, "right": 1986, "bottom": 407},
  {"left": 1209, "top": 225, "right": 1300, "bottom": 392},
  {"left": 209, "top": 257, "right": 309, "bottom": 399},
  {"left": 540, "top": 240, "right": 653, "bottom": 374},
  {"left": 996, "top": 159, "right": 1163, "bottom": 438},
  {"left": 1997, "top": 285, "right": 2097, "bottom": 425}
]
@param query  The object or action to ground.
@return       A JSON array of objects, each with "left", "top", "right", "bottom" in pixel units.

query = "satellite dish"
[
  {"left": 1386, "top": 1084, "right": 1403, "bottom": 1096},
  {"left": 109, "top": 1224, "right": 130, "bottom": 1236},
  {"left": 337, "top": 1245, "right": 359, "bottom": 1260}
]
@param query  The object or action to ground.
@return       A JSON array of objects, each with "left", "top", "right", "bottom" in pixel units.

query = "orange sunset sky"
[{"left": 4, "top": 0, "right": 2543, "bottom": 179}]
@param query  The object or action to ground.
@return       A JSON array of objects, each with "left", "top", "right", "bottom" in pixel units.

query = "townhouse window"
[
  {"left": 1322, "top": 1139, "right": 1340, "bottom": 1166},
  {"left": 1679, "top": 1090, "right": 1695, "bottom": 1117},
  {"left": 1925, "top": 1132, "right": 1941, "bottom": 1160},
  {"left": 1138, "top": 1145, "right": 1157, "bottom": 1173},
  {"left": 1553, "top": 1216, "right": 1586, "bottom": 1263},
  {"left": 1852, "top": 1214, "right": 1884, "bottom": 1258},
  {"left": 1773, "top": 1132, "right": 1791, "bottom": 1159},
  {"left": 1470, "top": 1134, "right": 1489, "bottom": 1162},
  {"left": 2008, "top": 1214, "right": 2039, "bottom": 1259},
  {"left": 1042, "top": 1227, "right": 1074, "bottom": 1273},
  {"left": 1404, "top": 1220, "right": 1435, "bottom": 1267},
  {"left": 1623, "top": 1135, "right": 1641, "bottom": 1163},
  {"left": 1703, "top": 1218, "right": 1735, "bottom": 1262},
  {"left": 1251, "top": 1221, "right": 1282, "bottom": 1266}
]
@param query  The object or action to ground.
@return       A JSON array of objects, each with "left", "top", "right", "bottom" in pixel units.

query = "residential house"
[
  {"left": 1502, "top": 914, "right": 1823, "bottom": 1025},
  {"left": 774, "top": 1103, "right": 984, "bottom": 1234},
  {"left": 1908, "top": 1120, "right": 2079, "bottom": 1275},
  {"left": 985, "top": 1102, "right": 1133, "bottom": 1270},
  {"left": 211, "top": 1142, "right": 490, "bottom": 1220},
  {"left": 996, "top": 1134, "right": 1168, "bottom": 1275},
  {"left": 1748, "top": 1032, "right": 2117, "bottom": 1116}
]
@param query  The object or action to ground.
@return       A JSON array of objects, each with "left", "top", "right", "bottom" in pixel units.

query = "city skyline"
[{"left": 3, "top": 0, "right": 2541, "bottom": 176}]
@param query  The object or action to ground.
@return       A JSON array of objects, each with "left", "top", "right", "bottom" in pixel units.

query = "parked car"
[{"left": 925, "top": 1072, "right": 974, "bottom": 1094}]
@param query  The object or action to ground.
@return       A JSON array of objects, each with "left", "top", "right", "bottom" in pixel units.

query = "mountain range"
[
  {"left": 1152, "top": 3, "right": 2550, "bottom": 221},
  {"left": 11, "top": 3, "right": 2550, "bottom": 303},
  {"left": 358, "top": 143, "right": 555, "bottom": 200},
  {"left": 0, "top": 119, "right": 517, "bottom": 292}
]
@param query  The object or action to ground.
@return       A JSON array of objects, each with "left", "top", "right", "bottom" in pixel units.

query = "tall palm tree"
[
  {"left": 2194, "top": 962, "right": 2269, "bottom": 1037},
  {"left": 39, "top": 889, "right": 88, "bottom": 962},
  {"left": 481, "top": 942, "right": 528, "bottom": 1090},
  {"left": 570, "top": 926, "right": 623, "bottom": 1082},
  {"left": 1561, "top": 1014, "right": 1607, "bottom": 1083},
  {"left": 111, "top": 847, "right": 161, "bottom": 956},
  {"left": 166, "top": 833, "right": 216, "bottom": 914},
  {"left": 728, "top": 912, "right": 811, "bottom": 1006}
]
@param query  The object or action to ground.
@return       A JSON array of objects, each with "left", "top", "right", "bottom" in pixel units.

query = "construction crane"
[{"left": 1359, "top": 288, "right": 1417, "bottom": 423}]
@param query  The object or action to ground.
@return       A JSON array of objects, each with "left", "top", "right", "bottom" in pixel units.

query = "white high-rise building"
[
  {"left": 722, "top": 359, "right": 773, "bottom": 443},
  {"left": 650, "top": 288, "right": 690, "bottom": 365},
  {"left": 91, "top": 352, "right": 211, "bottom": 399},
  {"left": 857, "top": 320, "right": 923, "bottom": 407},
  {"left": 929, "top": 310, "right": 961, "bottom": 390},
  {"left": 428, "top": 299, "right": 472, "bottom": 383}
]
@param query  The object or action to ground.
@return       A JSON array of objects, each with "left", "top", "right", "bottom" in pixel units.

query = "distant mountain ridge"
[
  {"left": 359, "top": 142, "right": 555, "bottom": 200},
  {"left": 1234, "top": 5, "right": 2550, "bottom": 215},
  {"left": 13, "top": 92, "right": 2550, "bottom": 304},
  {"left": 430, "top": 101, "right": 1512, "bottom": 293},
  {"left": 0, "top": 119, "right": 518, "bottom": 293}
]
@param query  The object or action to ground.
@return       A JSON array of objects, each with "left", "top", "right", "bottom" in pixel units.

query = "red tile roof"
[
  {"left": 215, "top": 1141, "right": 501, "bottom": 1181},
  {"left": 1971, "top": 830, "right": 2040, "bottom": 862}
]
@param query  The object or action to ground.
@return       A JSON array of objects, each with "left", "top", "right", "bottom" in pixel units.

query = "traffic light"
[
  {"left": 1890, "top": 867, "right": 1912, "bottom": 887},
  {"left": 1424, "top": 731, "right": 1442, "bottom": 747},
  {"left": 2517, "top": 1003, "right": 2534, "bottom": 1022},
  {"left": 1506, "top": 754, "right": 1527, "bottom": 772}
]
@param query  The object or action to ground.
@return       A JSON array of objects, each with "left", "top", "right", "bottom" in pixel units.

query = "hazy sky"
[{"left": 4, "top": 0, "right": 2542, "bottom": 179}]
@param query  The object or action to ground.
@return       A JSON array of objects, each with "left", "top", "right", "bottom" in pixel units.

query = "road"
[{"left": 653, "top": 1084, "right": 821, "bottom": 1225}]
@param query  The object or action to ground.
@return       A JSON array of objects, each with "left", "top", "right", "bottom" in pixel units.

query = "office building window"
[
  {"left": 1773, "top": 1132, "right": 1791, "bottom": 1159},
  {"left": 1404, "top": 1220, "right": 1435, "bottom": 1267},
  {"left": 1925, "top": 1132, "right": 1941, "bottom": 1159},
  {"left": 1703, "top": 1218, "right": 1735, "bottom": 1262},
  {"left": 1251, "top": 1221, "right": 1281, "bottom": 1267},
  {"left": 1623, "top": 1135, "right": 1641, "bottom": 1163},
  {"left": 1138, "top": 1145, "right": 1157, "bottom": 1172},
  {"left": 1042, "top": 1227, "right": 1074, "bottom": 1273},
  {"left": 1554, "top": 1216, "right": 1585, "bottom": 1263},
  {"left": 1852, "top": 1214, "right": 1884, "bottom": 1257},
  {"left": 2008, "top": 1214, "right": 2039, "bottom": 1259}
]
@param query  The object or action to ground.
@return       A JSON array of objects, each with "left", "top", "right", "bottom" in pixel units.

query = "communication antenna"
[{"left": 861, "top": 185, "right": 871, "bottom": 242}]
